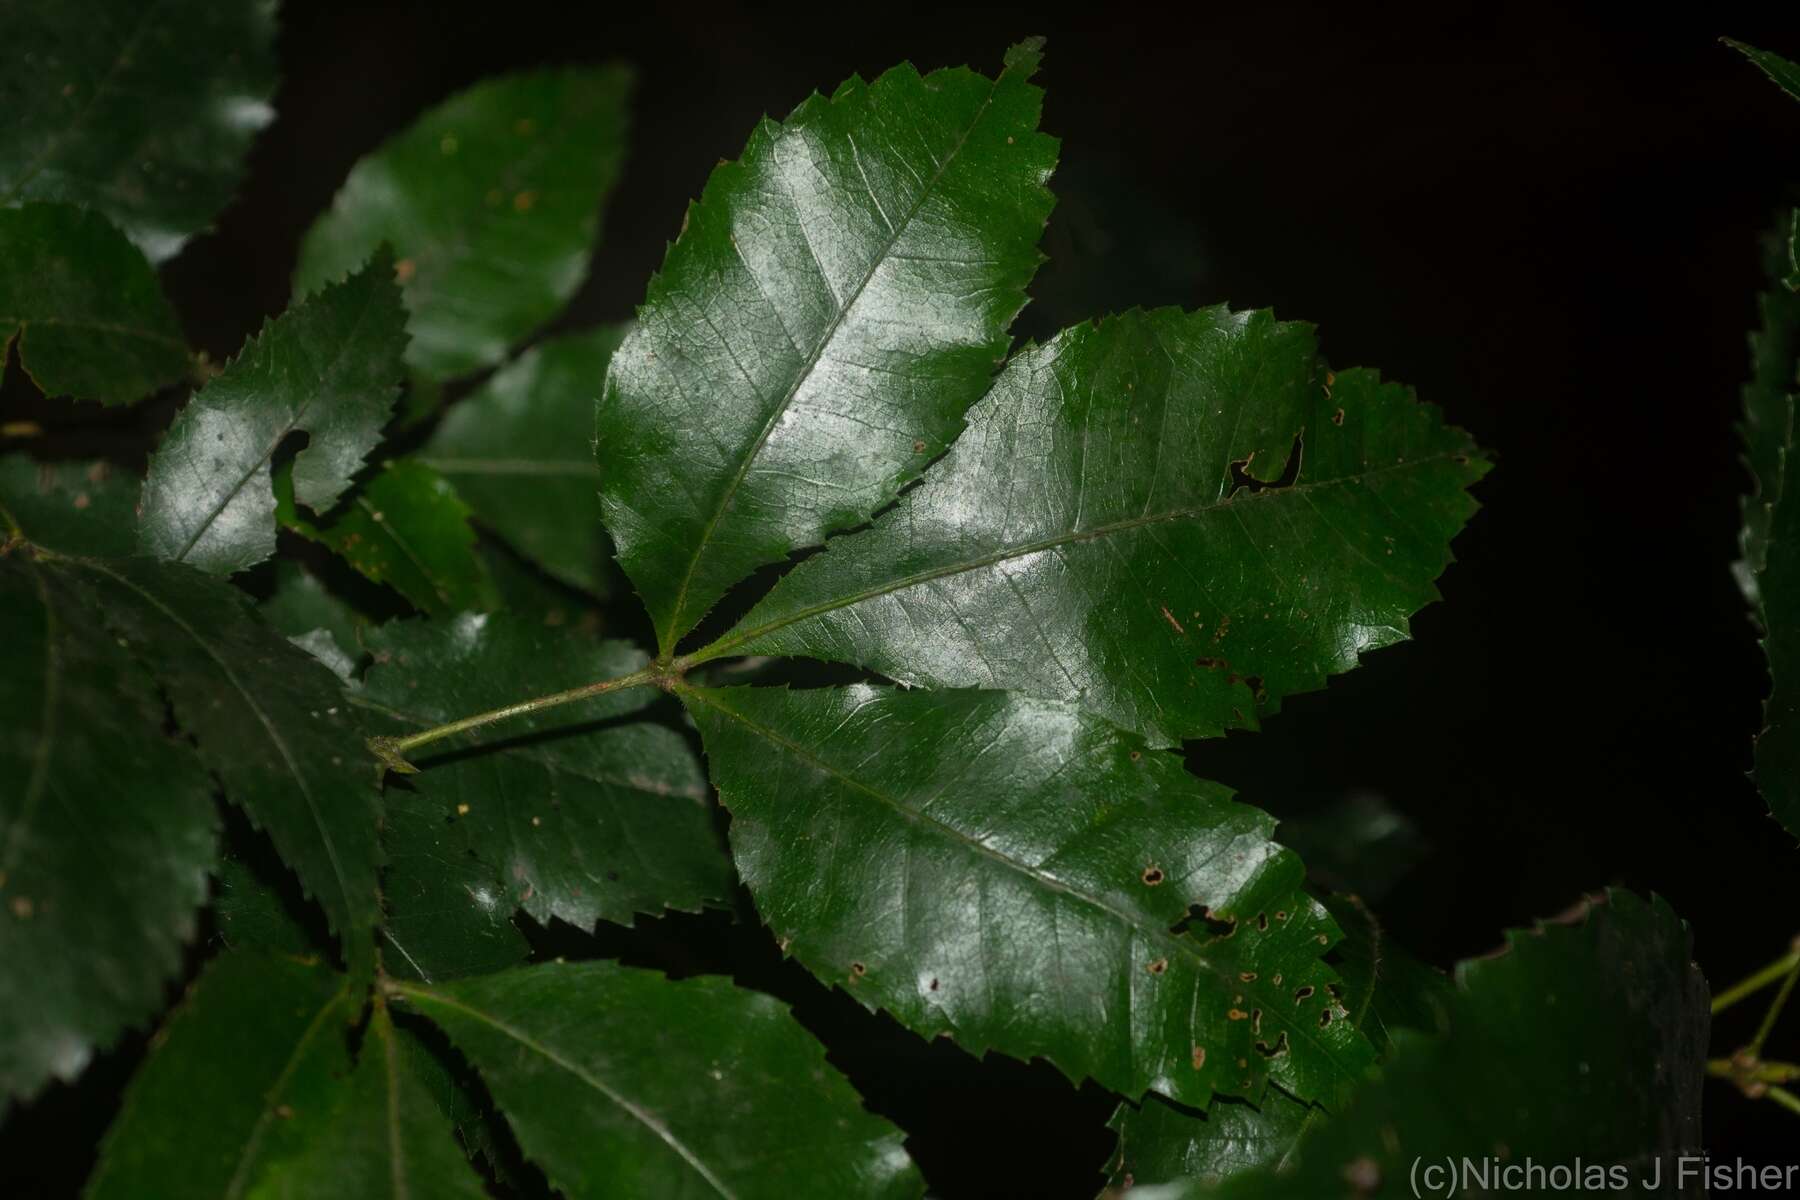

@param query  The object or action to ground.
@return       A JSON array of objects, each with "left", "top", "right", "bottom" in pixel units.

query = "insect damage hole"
[
  {"left": 1141, "top": 865, "right": 1166, "bottom": 886},
  {"left": 1226, "top": 433, "right": 1303, "bottom": 498},
  {"left": 1146, "top": 957, "right": 1169, "bottom": 975},
  {"left": 1169, "top": 903, "right": 1235, "bottom": 939}
]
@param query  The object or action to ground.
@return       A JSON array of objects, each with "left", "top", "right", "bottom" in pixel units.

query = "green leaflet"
[
  {"left": 700, "top": 307, "right": 1488, "bottom": 746},
  {"left": 380, "top": 782, "right": 530, "bottom": 983},
  {"left": 295, "top": 68, "right": 631, "bottom": 380},
  {"left": 598, "top": 42, "right": 1058, "bottom": 655},
  {"left": 277, "top": 459, "right": 498, "bottom": 617},
  {"left": 0, "top": 455, "right": 138, "bottom": 557},
  {"left": 1728, "top": 39, "right": 1800, "bottom": 104},
  {"left": 253, "top": 1005, "right": 491, "bottom": 1199},
  {"left": 681, "top": 683, "right": 1375, "bottom": 1108},
  {"left": 62, "top": 557, "right": 383, "bottom": 982},
  {"left": 1740, "top": 207, "right": 1800, "bottom": 837},
  {"left": 420, "top": 327, "right": 625, "bottom": 594},
  {"left": 1108, "top": 1090, "right": 1314, "bottom": 1193},
  {"left": 138, "top": 254, "right": 409, "bottom": 576},
  {"left": 398, "top": 962, "right": 923, "bottom": 1199},
  {"left": 0, "top": 0, "right": 277, "bottom": 262},
  {"left": 1105, "top": 894, "right": 1451, "bottom": 1190},
  {"left": 1738, "top": 210, "right": 1800, "bottom": 601},
  {"left": 1206, "top": 891, "right": 1707, "bottom": 1200},
  {"left": 0, "top": 204, "right": 187, "bottom": 405},
  {"left": 87, "top": 954, "right": 359, "bottom": 1199},
  {"left": 357, "top": 616, "right": 733, "bottom": 931},
  {"left": 0, "top": 553, "right": 216, "bottom": 1109}
]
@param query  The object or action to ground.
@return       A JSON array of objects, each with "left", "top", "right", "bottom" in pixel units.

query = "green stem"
[
  {"left": 1708, "top": 1057, "right": 1800, "bottom": 1084},
  {"left": 1769, "top": 1086, "right": 1800, "bottom": 1118},
  {"left": 366, "top": 666, "right": 659, "bottom": 774},
  {"left": 1712, "top": 947, "right": 1800, "bottom": 1015},
  {"left": 1751, "top": 951, "right": 1800, "bottom": 1058}
]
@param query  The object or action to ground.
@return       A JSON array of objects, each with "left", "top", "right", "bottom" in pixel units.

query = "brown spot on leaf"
[
  {"left": 1141, "top": 865, "right": 1165, "bottom": 886},
  {"left": 1146, "top": 958, "right": 1169, "bottom": 975}
]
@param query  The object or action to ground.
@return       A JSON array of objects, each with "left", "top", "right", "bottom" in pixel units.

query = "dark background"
[{"left": 9, "top": 3, "right": 1800, "bottom": 1196}]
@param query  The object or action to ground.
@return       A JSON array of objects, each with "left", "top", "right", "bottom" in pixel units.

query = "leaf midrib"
[
  {"left": 68, "top": 557, "right": 365, "bottom": 958},
  {"left": 699, "top": 449, "right": 1467, "bottom": 663},
  {"left": 171, "top": 275, "right": 386, "bottom": 564},
  {"left": 658, "top": 67, "right": 1009, "bottom": 651},
  {"left": 221, "top": 980, "right": 352, "bottom": 1200},
  {"left": 403, "top": 985, "right": 737, "bottom": 1199}
]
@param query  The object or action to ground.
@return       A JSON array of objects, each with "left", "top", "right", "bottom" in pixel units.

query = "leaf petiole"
[
  {"left": 366, "top": 665, "right": 660, "bottom": 774},
  {"left": 1710, "top": 941, "right": 1800, "bottom": 1015}
]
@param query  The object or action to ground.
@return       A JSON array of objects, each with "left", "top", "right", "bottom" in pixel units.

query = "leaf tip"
[{"left": 1005, "top": 37, "right": 1046, "bottom": 77}]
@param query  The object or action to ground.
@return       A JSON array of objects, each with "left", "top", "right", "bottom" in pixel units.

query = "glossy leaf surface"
[
  {"left": 598, "top": 43, "right": 1057, "bottom": 654},
  {"left": 138, "top": 254, "right": 408, "bottom": 575},
  {"left": 0, "top": 552, "right": 215, "bottom": 1107},
  {"left": 0, "top": 203, "right": 186, "bottom": 405},
  {"left": 1209, "top": 891, "right": 1706, "bottom": 1199},
  {"left": 0, "top": 0, "right": 276, "bottom": 261},
  {"left": 683, "top": 682, "right": 1373, "bottom": 1108},
  {"left": 381, "top": 783, "right": 530, "bottom": 983},
  {"left": 87, "top": 953, "right": 357, "bottom": 1198},
  {"left": 63, "top": 556, "right": 383, "bottom": 980},
  {"left": 295, "top": 68, "right": 631, "bottom": 379},
  {"left": 707, "top": 308, "right": 1487, "bottom": 745},
  {"left": 1105, "top": 893, "right": 1450, "bottom": 1190},
  {"left": 357, "top": 616, "right": 732, "bottom": 932},
  {"left": 421, "top": 327, "right": 623, "bottom": 594},
  {"left": 400, "top": 962, "right": 922, "bottom": 1199},
  {"left": 278, "top": 459, "right": 497, "bottom": 617}
]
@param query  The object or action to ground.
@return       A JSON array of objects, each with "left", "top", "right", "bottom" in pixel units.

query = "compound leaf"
[
  {"left": 138, "top": 253, "right": 408, "bottom": 576},
  {"left": 421, "top": 327, "right": 624, "bottom": 594},
  {"left": 398, "top": 962, "right": 922, "bottom": 1199},
  {"left": 703, "top": 307, "right": 1487, "bottom": 746},
  {"left": 0, "top": 551, "right": 215, "bottom": 1108},
  {"left": 0, "top": 203, "right": 186, "bottom": 405},
  {"left": 295, "top": 68, "right": 631, "bottom": 380},
  {"left": 681, "top": 682, "right": 1374, "bottom": 1109},
  {"left": 87, "top": 953, "right": 358, "bottom": 1199},
  {"left": 0, "top": 0, "right": 277, "bottom": 261},
  {"left": 598, "top": 43, "right": 1057, "bottom": 654},
  {"left": 357, "top": 615, "right": 733, "bottom": 933}
]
